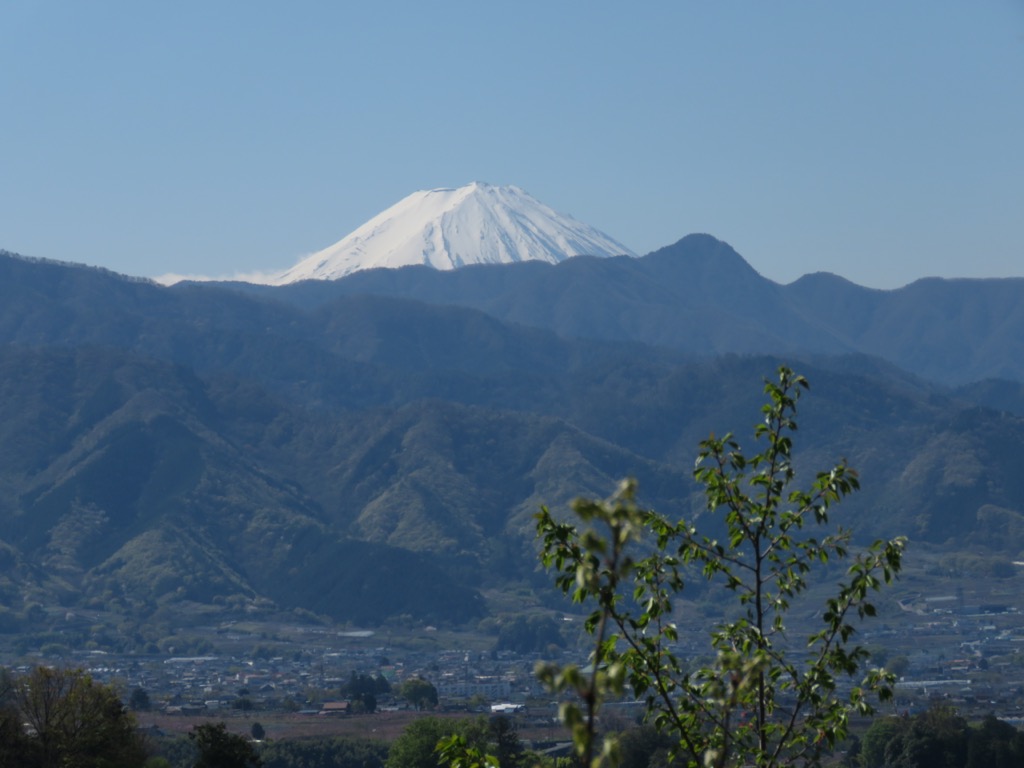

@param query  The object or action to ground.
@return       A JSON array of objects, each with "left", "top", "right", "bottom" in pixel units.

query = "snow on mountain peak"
[{"left": 268, "top": 182, "right": 636, "bottom": 284}]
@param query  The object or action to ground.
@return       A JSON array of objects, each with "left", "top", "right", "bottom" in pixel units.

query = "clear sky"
[{"left": 2, "top": 2, "right": 1022, "bottom": 289}]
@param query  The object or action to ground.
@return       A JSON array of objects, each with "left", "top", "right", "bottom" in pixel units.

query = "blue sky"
[{"left": 2, "top": 1, "right": 1022, "bottom": 288}]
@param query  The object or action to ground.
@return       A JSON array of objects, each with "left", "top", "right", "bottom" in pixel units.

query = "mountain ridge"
[
  {"left": 10, "top": 235, "right": 1024, "bottom": 387},
  {"left": 229, "top": 234, "right": 1024, "bottom": 386},
  {"left": 3, "top": 249, "right": 1024, "bottom": 637}
]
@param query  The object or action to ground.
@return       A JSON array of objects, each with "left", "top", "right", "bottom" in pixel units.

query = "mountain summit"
[{"left": 269, "top": 182, "right": 635, "bottom": 284}]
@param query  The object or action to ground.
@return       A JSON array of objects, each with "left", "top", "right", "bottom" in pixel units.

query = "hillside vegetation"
[{"left": 1, "top": 243, "right": 1024, "bottom": 637}]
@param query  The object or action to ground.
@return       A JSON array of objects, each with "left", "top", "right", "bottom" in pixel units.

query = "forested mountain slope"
[{"left": 2, "top": 249, "right": 1024, "bottom": 632}]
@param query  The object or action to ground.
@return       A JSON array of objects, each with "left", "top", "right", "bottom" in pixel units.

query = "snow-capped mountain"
[{"left": 268, "top": 182, "right": 635, "bottom": 284}]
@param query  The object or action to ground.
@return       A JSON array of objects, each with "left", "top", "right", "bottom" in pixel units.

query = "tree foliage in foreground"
[
  {"left": 390, "top": 717, "right": 490, "bottom": 768},
  {"left": 190, "top": 721, "right": 261, "bottom": 768},
  {"left": 534, "top": 367, "right": 906, "bottom": 768},
  {"left": 0, "top": 666, "right": 147, "bottom": 768}
]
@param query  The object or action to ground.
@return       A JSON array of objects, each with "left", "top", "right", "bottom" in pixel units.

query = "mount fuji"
[{"left": 267, "top": 182, "right": 635, "bottom": 284}]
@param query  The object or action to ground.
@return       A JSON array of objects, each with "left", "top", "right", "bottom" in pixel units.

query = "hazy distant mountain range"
[
  {"left": 6, "top": 173, "right": 1024, "bottom": 638},
  {"left": 2, "top": 226, "right": 1024, "bottom": 638},
  {"left": 228, "top": 233, "right": 1024, "bottom": 387}
]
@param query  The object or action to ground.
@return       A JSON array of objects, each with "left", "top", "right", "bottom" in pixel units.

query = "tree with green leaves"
[
  {"left": 257, "top": 736, "right": 389, "bottom": 768},
  {"left": 860, "top": 707, "right": 1024, "bottom": 768},
  {"left": 400, "top": 677, "right": 439, "bottom": 710},
  {"left": 0, "top": 694, "right": 27, "bottom": 766},
  {"left": 534, "top": 366, "right": 906, "bottom": 768},
  {"left": 896, "top": 708, "right": 967, "bottom": 768},
  {"left": 343, "top": 671, "right": 381, "bottom": 713},
  {"left": 7, "top": 666, "right": 148, "bottom": 768},
  {"left": 860, "top": 716, "right": 907, "bottom": 768},
  {"left": 190, "top": 721, "right": 261, "bottom": 768},
  {"left": 489, "top": 715, "right": 525, "bottom": 768},
  {"left": 130, "top": 685, "right": 152, "bottom": 711},
  {"left": 389, "top": 716, "right": 488, "bottom": 768},
  {"left": 966, "top": 713, "right": 1024, "bottom": 768},
  {"left": 233, "top": 695, "right": 256, "bottom": 712}
]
